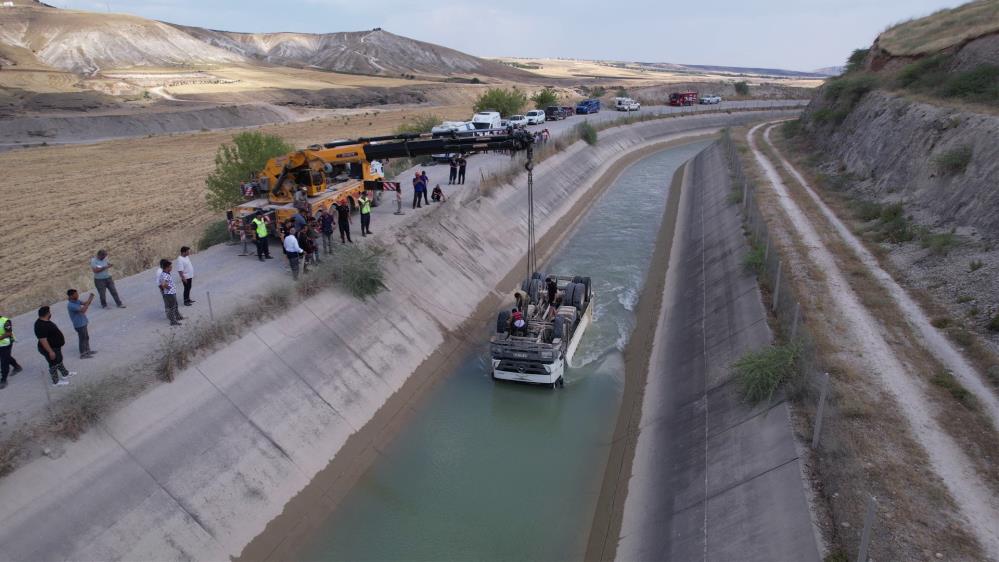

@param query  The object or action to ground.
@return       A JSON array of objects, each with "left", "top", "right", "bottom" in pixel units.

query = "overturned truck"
[{"left": 490, "top": 272, "right": 593, "bottom": 388}]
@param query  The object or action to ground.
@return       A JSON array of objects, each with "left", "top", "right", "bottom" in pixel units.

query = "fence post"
[
  {"left": 772, "top": 260, "right": 782, "bottom": 312},
  {"left": 791, "top": 301, "right": 801, "bottom": 339},
  {"left": 856, "top": 495, "right": 878, "bottom": 562},
  {"left": 811, "top": 372, "right": 830, "bottom": 449},
  {"left": 207, "top": 291, "right": 215, "bottom": 321}
]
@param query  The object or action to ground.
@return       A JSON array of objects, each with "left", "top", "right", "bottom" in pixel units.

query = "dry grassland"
[
  {"left": 0, "top": 103, "right": 472, "bottom": 314},
  {"left": 879, "top": 0, "right": 999, "bottom": 56}
]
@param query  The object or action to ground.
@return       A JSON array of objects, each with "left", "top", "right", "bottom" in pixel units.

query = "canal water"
[{"left": 302, "top": 140, "right": 712, "bottom": 561}]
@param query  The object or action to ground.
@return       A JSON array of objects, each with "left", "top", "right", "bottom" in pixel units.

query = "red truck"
[{"left": 669, "top": 91, "right": 699, "bottom": 106}]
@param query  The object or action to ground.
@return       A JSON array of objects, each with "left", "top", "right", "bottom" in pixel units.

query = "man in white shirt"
[
  {"left": 283, "top": 227, "right": 304, "bottom": 280},
  {"left": 176, "top": 246, "right": 196, "bottom": 306}
]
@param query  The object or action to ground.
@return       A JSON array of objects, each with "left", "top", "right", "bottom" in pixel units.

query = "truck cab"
[{"left": 471, "top": 111, "right": 502, "bottom": 130}]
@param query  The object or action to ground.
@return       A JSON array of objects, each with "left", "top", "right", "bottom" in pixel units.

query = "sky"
[{"left": 57, "top": 0, "right": 970, "bottom": 71}]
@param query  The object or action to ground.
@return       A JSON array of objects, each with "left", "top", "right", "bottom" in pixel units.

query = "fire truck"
[{"left": 668, "top": 91, "right": 699, "bottom": 106}]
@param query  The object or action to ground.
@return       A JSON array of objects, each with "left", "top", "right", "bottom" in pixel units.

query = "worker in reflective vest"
[
  {"left": 251, "top": 213, "right": 273, "bottom": 261},
  {"left": 359, "top": 192, "right": 373, "bottom": 236},
  {"left": 0, "top": 314, "right": 23, "bottom": 389}
]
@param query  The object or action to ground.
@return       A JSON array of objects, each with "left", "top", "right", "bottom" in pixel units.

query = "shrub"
[
  {"left": 939, "top": 64, "right": 999, "bottom": 102},
  {"left": 331, "top": 244, "right": 387, "bottom": 299},
  {"left": 197, "top": 220, "right": 230, "bottom": 250},
  {"left": 530, "top": 87, "right": 560, "bottom": 109},
  {"left": 895, "top": 54, "right": 949, "bottom": 90},
  {"left": 394, "top": 113, "right": 442, "bottom": 134},
  {"left": 615, "top": 87, "right": 629, "bottom": 98},
  {"left": 870, "top": 203, "right": 914, "bottom": 243},
  {"left": 845, "top": 48, "right": 870, "bottom": 73},
  {"left": 930, "top": 316, "right": 951, "bottom": 329},
  {"left": 781, "top": 119, "right": 803, "bottom": 138},
  {"left": 969, "top": 259, "right": 984, "bottom": 272},
  {"left": 987, "top": 365, "right": 999, "bottom": 387},
  {"left": 743, "top": 242, "right": 766, "bottom": 276},
  {"left": 473, "top": 87, "right": 528, "bottom": 116},
  {"left": 921, "top": 231, "right": 958, "bottom": 254},
  {"left": 957, "top": 295, "right": 974, "bottom": 304},
  {"left": 734, "top": 81, "right": 750, "bottom": 96},
  {"left": 824, "top": 74, "right": 878, "bottom": 110},
  {"left": 932, "top": 145, "right": 973, "bottom": 175},
  {"left": 989, "top": 314, "right": 999, "bottom": 332},
  {"left": 577, "top": 121, "right": 598, "bottom": 146},
  {"left": 852, "top": 200, "right": 883, "bottom": 222},
  {"left": 931, "top": 370, "right": 976, "bottom": 408},
  {"left": 733, "top": 343, "right": 801, "bottom": 403},
  {"left": 205, "top": 132, "right": 294, "bottom": 212}
]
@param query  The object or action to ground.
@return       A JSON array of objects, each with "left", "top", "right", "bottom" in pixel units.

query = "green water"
[{"left": 302, "top": 141, "right": 712, "bottom": 561}]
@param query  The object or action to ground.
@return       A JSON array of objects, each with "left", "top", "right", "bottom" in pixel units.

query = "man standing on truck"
[
  {"left": 458, "top": 156, "right": 467, "bottom": 185},
  {"left": 0, "top": 313, "right": 23, "bottom": 390},
  {"left": 358, "top": 192, "right": 373, "bottom": 236},
  {"left": 251, "top": 212, "right": 273, "bottom": 261},
  {"left": 90, "top": 249, "right": 125, "bottom": 309}
]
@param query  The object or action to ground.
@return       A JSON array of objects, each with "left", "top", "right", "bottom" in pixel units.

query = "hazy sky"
[{"left": 59, "top": 0, "right": 968, "bottom": 71}]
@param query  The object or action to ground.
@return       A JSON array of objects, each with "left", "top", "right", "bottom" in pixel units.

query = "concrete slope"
[
  {"left": 0, "top": 109, "right": 799, "bottom": 562},
  {"left": 617, "top": 143, "right": 820, "bottom": 561}
]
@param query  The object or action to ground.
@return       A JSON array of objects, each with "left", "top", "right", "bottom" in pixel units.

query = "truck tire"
[
  {"left": 579, "top": 277, "right": 592, "bottom": 299},
  {"left": 571, "top": 283, "right": 585, "bottom": 309},
  {"left": 562, "top": 282, "right": 578, "bottom": 309},
  {"left": 496, "top": 310, "right": 511, "bottom": 333}
]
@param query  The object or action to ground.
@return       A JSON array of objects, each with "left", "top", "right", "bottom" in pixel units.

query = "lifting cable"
[{"left": 525, "top": 145, "right": 537, "bottom": 280}]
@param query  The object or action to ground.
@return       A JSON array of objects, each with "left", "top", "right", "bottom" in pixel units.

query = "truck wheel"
[
  {"left": 579, "top": 277, "right": 592, "bottom": 299},
  {"left": 571, "top": 283, "right": 585, "bottom": 309},
  {"left": 563, "top": 283, "right": 578, "bottom": 310},
  {"left": 496, "top": 310, "right": 511, "bottom": 333}
]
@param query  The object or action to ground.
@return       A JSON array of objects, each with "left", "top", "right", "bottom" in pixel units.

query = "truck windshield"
[{"left": 472, "top": 122, "right": 490, "bottom": 129}]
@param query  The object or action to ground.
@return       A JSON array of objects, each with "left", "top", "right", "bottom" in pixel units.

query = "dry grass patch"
[{"left": 879, "top": 0, "right": 999, "bottom": 56}]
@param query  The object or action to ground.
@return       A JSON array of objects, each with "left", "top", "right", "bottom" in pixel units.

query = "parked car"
[
  {"left": 615, "top": 97, "right": 640, "bottom": 111},
  {"left": 544, "top": 106, "right": 567, "bottom": 121},
  {"left": 431, "top": 121, "right": 476, "bottom": 136},
  {"left": 507, "top": 115, "right": 529, "bottom": 128},
  {"left": 471, "top": 110, "right": 502, "bottom": 130},
  {"left": 525, "top": 109, "right": 546, "bottom": 125},
  {"left": 699, "top": 94, "right": 722, "bottom": 104},
  {"left": 560, "top": 106, "right": 575, "bottom": 116},
  {"left": 575, "top": 99, "right": 600, "bottom": 114}
]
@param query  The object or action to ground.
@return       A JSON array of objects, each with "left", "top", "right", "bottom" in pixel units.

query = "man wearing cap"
[
  {"left": 0, "top": 313, "right": 23, "bottom": 390},
  {"left": 90, "top": 249, "right": 126, "bottom": 309}
]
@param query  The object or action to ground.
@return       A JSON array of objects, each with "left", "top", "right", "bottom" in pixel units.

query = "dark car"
[
  {"left": 544, "top": 106, "right": 567, "bottom": 120},
  {"left": 560, "top": 106, "right": 575, "bottom": 116},
  {"left": 575, "top": 99, "right": 600, "bottom": 114}
]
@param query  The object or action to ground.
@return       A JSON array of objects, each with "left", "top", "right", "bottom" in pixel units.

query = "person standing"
[
  {"left": 394, "top": 185, "right": 405, "bottom": 216},
  {"left": 296, "top": 225, "right": 314, "bottom": 273},
  {"left": 158, "top": 259, "right": 183, "bottom": 326},
  {"left": 412, "top": 172, "right": 424, "bottom": 209},
  {"left": 358, "top": 191, "right": 373, "bottom": 236},
  {"left": 90, "top": 249, "right": 126, "bottom": 309},
  {"left": 333, "top": 201, "right": 352, "bottom": 243},
  {"left": 176, "top": 246, "right": 196, "bottom": 306},
  {"left": 320, "top": 209, "right": 335, "bottom": 254},
  {"left": 283, "top": 227, "right": 304, "bottom": 280},
  {"left": 448, "top": 156, "right": 458, "bottom": 185},
  {"left": 458, "top": 156, "right": 467, "bottom": 185},
  {"left": 0, "top": 313, "right": 23, "bottom": 390},
  {"left": 34, "top": 306, "right": 74, "bottom": 387},
  {"left": 66, "top": 289, "right": 96, "bottom": 359},
  {"left": 420, "top": 171, "right": 431, "bottom": 205},
  {"left": 251, "top": 212, "right": 273, "bottom": 261}
]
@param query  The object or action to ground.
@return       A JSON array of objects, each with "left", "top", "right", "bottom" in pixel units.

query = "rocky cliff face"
[{"left": 802, "top": 89, "right": 999, "bottom": 238}]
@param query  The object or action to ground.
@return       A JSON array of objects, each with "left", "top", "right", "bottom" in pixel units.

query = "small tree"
[
  {"left": 845, "top": 48, "right": 870, "bottom": 73},
  {"left": 205, "top": 131, "right": 294, "bottom": 212},
  {"left": 615, "top": 87, "right": 628, "bottom": 98},
  {"left": 734, "top": 81, "right": 750, "bottom": 96},
  {"left": 530, "top": 86, "right": 560, "bottom": 109},
  {"left": 473, "top": 87, "right": 528, "bottom": 116},
  {"left": 395, "top": 113, "right": 442, "bottom": 134},
  {"left": 589, "top": 86, "right": 607, "bottom": 97}
]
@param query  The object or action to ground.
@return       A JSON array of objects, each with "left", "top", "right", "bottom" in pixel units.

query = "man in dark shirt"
[
  {"left": 319, "top": 209, "right": 335, "bottom": 254},
  {"left": 458, "top": 156, "right": 467, "bottom": 184},
  {"left": 34, "top": 306, "right": 74, "bottom": 386},
  {"left": 333, "top": 201, "right": 352, "bottom": 243},
  {"left": 448, "top": 156, "right": 458, "bottom": 185},
  {"left": 412, "top": 172, "right": 425, "bottom": 209}
]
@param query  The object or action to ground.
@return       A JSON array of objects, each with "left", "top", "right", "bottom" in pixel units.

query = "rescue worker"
[
  {"left": 546, "top": 277, "right": 558, "bottom": 305},
  {"left": 251, "top": 212, "right": 273, "bottom": 261},
  {"left": 0, "top": 313, "right": 23, "bottom": 390},
  {"left": 333, "top": 200, "right": 352, "bottom": 243},
  {"left": 358, "top": 191, "right": 373, "bottom": 236},
  {"left": 511, "top": 308, "right": 526, "bottom": 336}
]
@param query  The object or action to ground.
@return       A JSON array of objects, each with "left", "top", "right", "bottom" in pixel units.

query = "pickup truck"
[
  {"left": 544, "top": 106, "right": 567, "bottom": 121},
  {"left": 699, "top": 94, "right": 722, "bottom": 104}
]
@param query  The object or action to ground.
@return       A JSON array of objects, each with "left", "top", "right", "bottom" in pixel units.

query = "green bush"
[
  {"left": 845, "top": 48, "right": 870, "bottom": 73},
  {"left": 895, "top": 55, "right": 949, "bottom": 89},
  {"left": 780, "top": 119, "right": 803, "bottom": 138},
  {"left": 331, "top": 244, "right": 387, "bottom": 299},
  {"left": 824, "top": 74, "right": 878, "bottom": 109},
  {"left": 920, "top": 231, "right": 958, "bottom": 254},
  {"left": 969, "top": 259, "right": 984, "bottom": 272},
  {"left": 197, "top": 220, "right": 230, "bottom": 250},
  {"left": 589, "top": 86, "right": 606, "bottom": 97},
  {"left": 204, "top": 131, "right": 294, "bottom": 212},
  {"left": 530, "top": 87, "right": 560, "bottom": 109},
  {"left": 734, "top": 343, "right": 801, "bottom": 403},
  {"left": 932, "top": 145, "right": 973, "bottom": 175},
  {"left": 869, "top": 203, "right": 915, "bottom": 243},
  {"left": 473, "top": 87, "right": 528, "bottom": 116},
  {"left": 577, "top": 121, "right": 598, "bottom": 146},
  {"left": 734, "top": 81, "right": 750, "bottom": 96},
  {"left": 988, "top": 314, "right": 999, "bottom": 332},
  {"left": 615, "top": 87, "right": 629, "bottom": 98},
  {"left": 394, "top": 113, "right": 442, "bottom": 134},
  {"left": 743, "top": 242, "right": 766, "bottom": 275},
  {"left": 852, "top": 200, "right": 883, "bottom": 222},
  {"left": 940, "top": 64, "right": 999, "bottom": 102}
]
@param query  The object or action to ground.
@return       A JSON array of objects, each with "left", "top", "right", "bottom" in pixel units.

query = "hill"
[{"left": 0, "top": 2, "right": 536, "bottom": 81}]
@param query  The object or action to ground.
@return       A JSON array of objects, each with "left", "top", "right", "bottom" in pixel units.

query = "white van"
[
  {"left": 525, "top": 109, "right": 546, "bottom": 125},
  {"left": 471, "top": 111, "right": 502, "bottom": 130},
  {"left": 432, "top": 121, "right": 476, "bottom": 136}
]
